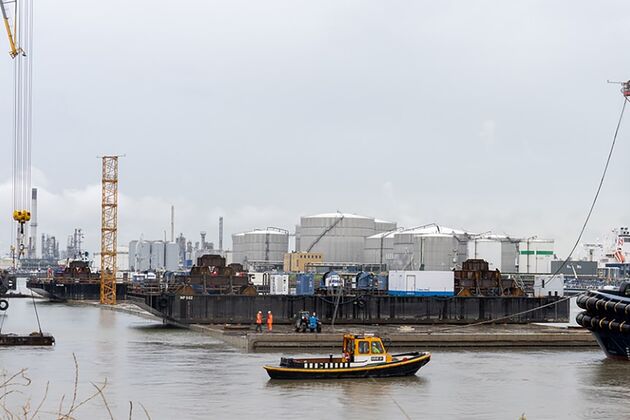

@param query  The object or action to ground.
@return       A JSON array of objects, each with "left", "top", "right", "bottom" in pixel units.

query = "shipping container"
[
  {"left": 269, "top": 273, "right": 289, "bottom": 295},
  {"left": 248, "top": 272, "right": 266, "bottom": 286},
  {"left": 388, "top": 270, "right": 454, "bottom": 296},
  {"left": 296, "top": 273, "right": 314, "bottom": 295},
  {"left": 533, "top": 274, "right": 564, "bottom": 297}
]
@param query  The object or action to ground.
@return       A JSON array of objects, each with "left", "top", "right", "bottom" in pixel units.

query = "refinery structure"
[
  {"left": 230, "top": 212, "right": 557, "bottom": 275},
  {"left": 9, "top": 199, "right": 630, "bottom": 283}
]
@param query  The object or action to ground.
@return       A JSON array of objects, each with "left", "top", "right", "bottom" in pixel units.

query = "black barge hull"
[
  {"left": 0, "top": 333, "right": 55, "bottom": 346},
  {"left": 26, "top": 280, "right": 128, "bottom": 301},
  {"left": 130, "top": 293, "right": 570, "bottom": 325}
]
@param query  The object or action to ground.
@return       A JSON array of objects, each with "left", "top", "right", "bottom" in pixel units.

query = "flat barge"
[
  {"left": 129, "top": 292, "right": 570, "bottom": 325},
  {"left": 26, "top": 261, "right": 128, "bottom": 301},
  {"left": 0, "top": 332, "right": 55, "bottom": 346}
]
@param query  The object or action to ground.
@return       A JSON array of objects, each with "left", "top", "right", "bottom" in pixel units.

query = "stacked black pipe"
[{"left": 576, "top": 283, "right": 630, "bottom": 334}]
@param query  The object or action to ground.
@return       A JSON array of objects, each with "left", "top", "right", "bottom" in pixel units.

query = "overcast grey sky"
[{"left": 1, "top": 0, "right": 629, "bottom": 256}]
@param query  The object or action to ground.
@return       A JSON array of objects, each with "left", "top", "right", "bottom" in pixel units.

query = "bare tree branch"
[
  {"left": 140, "top": 402, "right": 152, "bottom": 420},
  {"left": 90, "top": 381, "right": 114, "bottom": 420},
  {"left": 29, "top": 381, "right": 49, "bottom": 420}
]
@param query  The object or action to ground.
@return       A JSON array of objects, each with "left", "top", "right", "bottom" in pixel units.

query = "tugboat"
[
  {"left": 263, "top": 333, "right": 430, "bottom": 379},
  {"left": 576, "top": 282, "right": 630, "bottom": 360}
]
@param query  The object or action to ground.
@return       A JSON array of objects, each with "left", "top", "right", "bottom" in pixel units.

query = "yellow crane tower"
[
  {"left": 100, "top": 156, "right": 121, "bottom": 305},
  {"left": 1, "top": 0, "right": 33, "bottom": 264}
]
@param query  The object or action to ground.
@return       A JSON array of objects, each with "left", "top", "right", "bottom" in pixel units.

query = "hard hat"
[{"left": 268, "top": 311, "right": 271, "bottom": 313}]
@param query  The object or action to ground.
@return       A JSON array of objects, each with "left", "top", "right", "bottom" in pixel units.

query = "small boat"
[{"left": 263, "top": 333, "right": 430, "bottom": 379}]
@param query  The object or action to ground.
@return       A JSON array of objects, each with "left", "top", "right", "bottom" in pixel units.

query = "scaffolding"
[{"left": 100, "top": 156, "right": 119, "bottom": 305}]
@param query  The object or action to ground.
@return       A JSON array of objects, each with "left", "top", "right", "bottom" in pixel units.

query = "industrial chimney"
[
  {"left": 170, "top": 205, "right": 175, "bottom": 242},
  {"left": 30, "top": 188, "right": 38, "bottom": 258},
  {"left": 200, "top": 231, "right": 207, "bottom": 249},
  {"left": 219, "top": 217, "right": 223, "bottom": 251}
]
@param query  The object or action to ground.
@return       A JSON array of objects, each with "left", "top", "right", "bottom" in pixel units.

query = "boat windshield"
[
  {"left": 371, "top": 341, "right": 384, "bottom": 354},
  {"left": 344, "top": 339, "right": 354, "bottom": 354},
  {"left": 358, "top": 341, "right": 370, "bottom": 354}
]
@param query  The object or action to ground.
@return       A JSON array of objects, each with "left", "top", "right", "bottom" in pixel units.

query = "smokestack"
[
  {"left": 170, "top": 205, "right": 175, "bottom": 242},
  {"left": 200, "top": 231, "right": 206, "bottom": 249},
  {"left": 30, "top": 188, "right": 38, "bottom": 258},
  {"left": 219, "top": 217, "right": 223, "bottom": 251}
]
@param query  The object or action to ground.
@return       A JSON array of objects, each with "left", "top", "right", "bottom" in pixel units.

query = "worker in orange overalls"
[
  {"left": 255, "top": 310, "right": 263, "bottom": 332},
  {"left": 267, "top": 311, "right": 273, "bottom": 332}
]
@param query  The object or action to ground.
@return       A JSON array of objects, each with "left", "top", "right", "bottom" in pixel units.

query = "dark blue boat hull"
[{"left": 576, "top": 287, "right": 630, "bottom": 360}]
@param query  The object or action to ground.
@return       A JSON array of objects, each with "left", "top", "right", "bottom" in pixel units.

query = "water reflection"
[{"left": 1, "top": 288, "right": 629, "bottom": 419}]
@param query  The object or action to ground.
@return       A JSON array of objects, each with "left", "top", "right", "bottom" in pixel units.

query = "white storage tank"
[
  {"left": 297, "top": 213, "right": 376, "bottom": 263},
  {"left": 416, "top": 234, "right": 465, "bottom": 271},
  {"left": 364, "top": 230, "right": 399, "bottom": 266},
  {"left": 128, "top": 240, "right": 138, "bottom": 271},
  {"left": 500, "top": 239, "right": 519, "bottom": 273},
  {"left": 232, "top": 229, "right": 289, "bottom": 265},
  {"left": 151, "top": 241, "right": 165, "bottom": 270},
  {"left": 165, "top": 242, "right": 179, "bottom": 271},
  {"left": 518, "top": 239, "right": 555, "bottom": 274},
  {"left": 388, "top": 270, "right": 454, "bottom": 296},
  {"left": 374, "top": 219, "right": 397, "bottom": 233},
  {"left": 468, "top": 236, "right": 519, "bottom": 272},
  {"left": 134, "top": 240, "right": 151, "bottom": 271},
  {"left": 117, "top": 245, "right": 129, "bottom": 271},
  {"left": 389, "top": 225, "right": 471, "bottom": 271},
  {"left": 391, "top": 231, "right": 417, "bottom": 270},
  {"left": 93, "top": 246, "right": 129, "bottom": 272}
]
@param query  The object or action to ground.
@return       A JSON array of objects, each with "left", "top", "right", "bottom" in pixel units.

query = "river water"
[{"left": 1, "top": 287, "right": 629, "bottom": 419}]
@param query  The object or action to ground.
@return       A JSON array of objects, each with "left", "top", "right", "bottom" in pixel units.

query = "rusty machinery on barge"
[
  {"left": 26, "top": 260, "right": 128, "bottom": 301},
  {"left": 129, "top": 257, "right": 568, "bottom": 326},
  {"left": 27, "top": 254, "right": 255, "bottom": 302}
]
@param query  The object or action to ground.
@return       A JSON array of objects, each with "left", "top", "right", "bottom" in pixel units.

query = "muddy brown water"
[{"left": 0, "top": 284, "right": 628, "bottom": 419}]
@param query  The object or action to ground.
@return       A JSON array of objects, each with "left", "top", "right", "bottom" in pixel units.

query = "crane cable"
[
  {"left": 425, "top": 95, "right": 629, "bottom": 334},
  {"left": 8, "top": 0, "right": 33, "bottom": 262}
]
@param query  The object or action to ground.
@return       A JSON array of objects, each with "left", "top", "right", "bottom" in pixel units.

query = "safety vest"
[
  {"left": 256, "top": 313, "right": 262, "bottom": 324},
  {"left": 267, "top": 313, "right": 273, "bottom": 324}
]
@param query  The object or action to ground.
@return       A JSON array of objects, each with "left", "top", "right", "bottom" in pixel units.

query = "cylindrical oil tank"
[
  {"left": 414, "top": 234, "right": 461, "bottom": 271},
  {"left": 297, "top": 213, "right": 376, "bottom": 263},
  {"left": 150, "top": 241, "right": 165, "bottom": 270},
  {"left": 128, "top": 240, "right": 138, "bottom": 271},
  {"left": 117, "top": 246, "right": 129, "bottom": 271},
  {"left": 500, "top": 240, "right": 518, "bottom": 273},
  {"left": 518, "top": 239, "right": 554, "bottom": 274},
  {"left": 467, "top": 238, "right": 502, "bottom": 270},
  {"left": 391, "top": 232, "right": 417, "bottom": 270},
  {"left": 363, "top": 231, "right": 397, "bottom": 266},
  {"left": 135, "top": 240, "right": 151, "bottom": 272},
  {"left": 232, "top": 229, "right": 289, "bottom": 265},
  {"left": 468, "top": 236, "right": 519, "bottom": 272},
  {"left": 165, "top": 242, "right": 179, "bottom": 271},
  {"left": 374, "top": 219, "right": 397, "bottom": 233}
]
